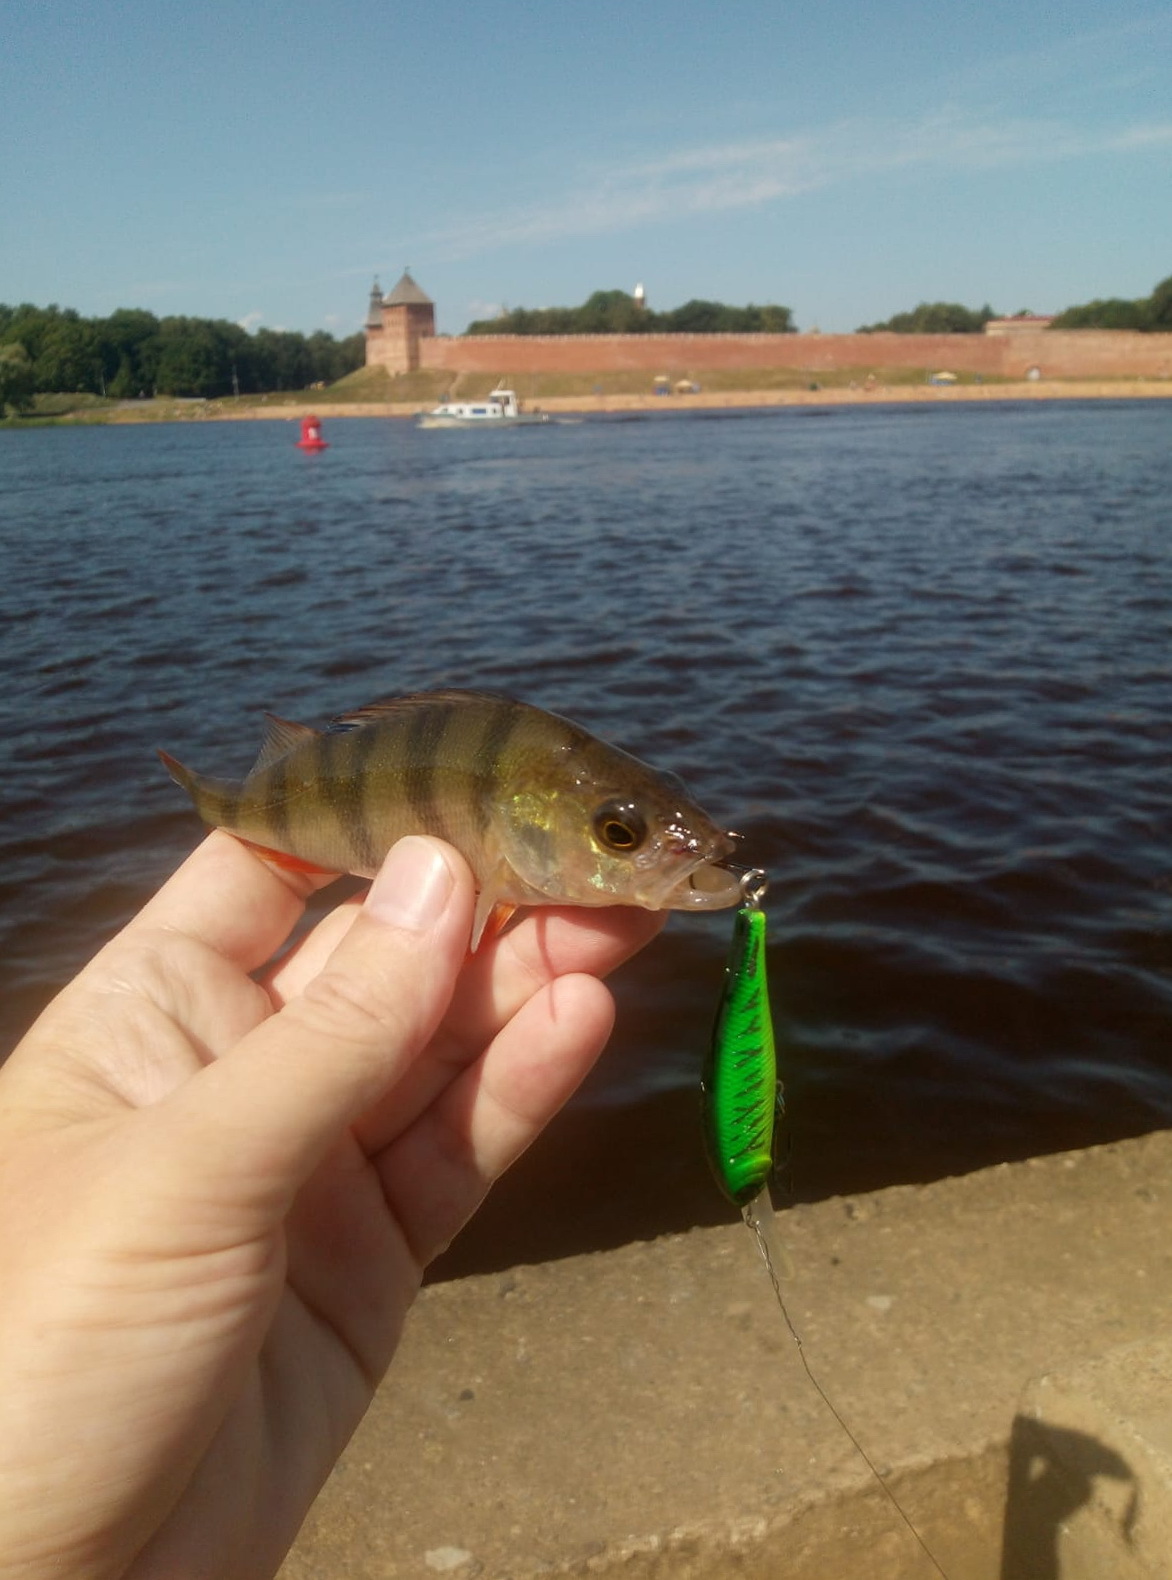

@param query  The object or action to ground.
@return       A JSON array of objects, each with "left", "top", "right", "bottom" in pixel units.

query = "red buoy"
[{"left": 296, "top": 414, "right": 329, "bottom": 451}]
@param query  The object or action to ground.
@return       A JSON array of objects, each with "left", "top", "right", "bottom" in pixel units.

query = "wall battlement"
[
  {"left": 364, "top": 279, "right": 1172, "bottom": 381},
  {"left": 415, "top": 329, "right": 1172, "bottom": 380}
]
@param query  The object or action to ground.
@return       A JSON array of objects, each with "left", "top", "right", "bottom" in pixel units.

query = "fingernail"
[{"left": 365, "top": 838, "right": 454, "bottom": 931}]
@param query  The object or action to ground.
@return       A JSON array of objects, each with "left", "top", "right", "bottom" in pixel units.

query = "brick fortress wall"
[
  {"left": 363, "top": 285, "right": 1172, "bottom": 381},
  {"left": 413, "top": 330, "right": 1172, "bottom": 381}
]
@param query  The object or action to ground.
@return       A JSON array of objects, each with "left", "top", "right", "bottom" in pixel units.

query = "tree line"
[
  {"left": 466, "top": 289, "right": 796, "bottom": 336},
  {"left": 0, "top": 302, "right": 364, "bottom": 412},
  {"left": 859, "top": 272, "right": 1172, "bottom": 334},
  {"left": 857, "top": 302, "right": 996, "bottom": 333},
  {"left": 466, "top": 273, "right": 1172, "bottom": 338},
  {"left": 1049, "top": 272, "right": 1172, "bottom": 330}
]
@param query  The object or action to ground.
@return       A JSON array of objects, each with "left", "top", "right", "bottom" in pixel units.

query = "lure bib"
[{"left": 701, "top": 894, "right": 780, "bottom": 1205}]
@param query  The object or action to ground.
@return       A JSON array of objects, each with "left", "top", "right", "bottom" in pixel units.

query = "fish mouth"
[
  {"left": 664, "top": 858, "right": 745, "bottom": 910},
  {"left": 655, "top": 831, "right": 746, "bottom": 911}
]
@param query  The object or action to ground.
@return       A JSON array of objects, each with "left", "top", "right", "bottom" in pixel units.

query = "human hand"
[{"left": 0, "top": 832, "right": 663, "bottom": 1580}]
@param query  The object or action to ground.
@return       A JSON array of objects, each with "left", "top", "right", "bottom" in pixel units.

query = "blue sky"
[{"left": 3, "top": 1, "right": 1170, "bottom": 336}]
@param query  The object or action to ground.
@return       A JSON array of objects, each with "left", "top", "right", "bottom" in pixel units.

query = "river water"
[{"left": 2, "top": 401, "right": 1170, "bottom": 1273}]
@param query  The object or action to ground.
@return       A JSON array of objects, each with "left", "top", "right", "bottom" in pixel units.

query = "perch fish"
[{"left": 161, "top": 688, "right": 742, "bottom": 945}]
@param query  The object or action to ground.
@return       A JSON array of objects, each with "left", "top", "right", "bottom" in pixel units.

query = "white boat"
[{"left": 417, "top": 386, "right": 551, "bottom": 428}]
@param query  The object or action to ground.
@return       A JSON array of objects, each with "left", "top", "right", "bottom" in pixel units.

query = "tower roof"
[
  {"left": 383, "top": 270, "right": 433, "bottom": 307},
  {"left": 365, "top": 277, "right": 384, "bottom": 329}
]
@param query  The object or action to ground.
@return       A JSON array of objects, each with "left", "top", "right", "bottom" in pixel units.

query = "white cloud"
[
  {"left": 237, "top": 310, "right": 264, "bottom": 332},
  {"left": 1105, "top": 122, "right": 1172, "bottom": 151},
  {"left": 409, "top": 110, "right": 1172, "bottom": 258}
]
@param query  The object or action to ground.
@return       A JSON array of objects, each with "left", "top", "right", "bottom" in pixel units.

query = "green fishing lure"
[
  {"left": 701, "top": 873, "right": 781, "bottom": 1205},
  {"left": 702, "top": 878, "right": 950, "bottom": 1577}
]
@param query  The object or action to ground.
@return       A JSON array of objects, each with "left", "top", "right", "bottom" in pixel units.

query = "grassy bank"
[{"left": 4, "top": 364, "right": 1171, "bottom": 427}]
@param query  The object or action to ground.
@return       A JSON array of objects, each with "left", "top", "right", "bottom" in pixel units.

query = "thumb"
[{"left": 163, "top": 836, "right": 474, "bottom": 1211}]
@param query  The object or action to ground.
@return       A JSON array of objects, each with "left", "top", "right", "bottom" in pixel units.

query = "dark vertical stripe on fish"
[
  {"left": 472, "top": 697, "right": 525, "bottom": 836},
  {"left": 405, "top": 700, "right": 454, "bottom": 841},
  {"left": 306, "top": 729, "right": 343, "bottom": 860},
  {"left": 344, "top": 721, "right": 381, "bottom": 872},
  {"left": 310, "top": 728, "right": 337, "bottom": 791},
  {"left": 312, "top": 726, "right": 368, "bottom": 871}
]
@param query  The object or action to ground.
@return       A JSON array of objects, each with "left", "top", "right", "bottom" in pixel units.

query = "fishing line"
[
  {"left": 703, "top": 867, "right": 952, "bottom": 1580},
  {"left": 742, "top": 1191, "right": 951, "bottom": 1580}
]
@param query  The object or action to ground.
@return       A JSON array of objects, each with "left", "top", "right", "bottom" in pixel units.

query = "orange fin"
[
  {"left": 238, "top": 837, "right": 339, "bottom": 876},
  {"left": 466, "top": 903, "right": 518, "bottom": 959},
  {"left": 471, "top": 864, "right": 522, "bottom": 952},
  {"left": 485, "top": 902, "right": 517, "bottom": 939}
]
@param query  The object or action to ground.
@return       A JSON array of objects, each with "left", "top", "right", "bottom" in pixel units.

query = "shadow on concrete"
[
  {"left": 1000, "top": 1414, "right": 1137, "bottom": 1579},
  {"left": 428, "top": 1089, "right": 732, "bottom": 1281}
]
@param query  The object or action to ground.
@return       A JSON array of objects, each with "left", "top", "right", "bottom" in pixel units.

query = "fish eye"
[{"left": 592, "top": 800, "right": 648, "bottom": 853}]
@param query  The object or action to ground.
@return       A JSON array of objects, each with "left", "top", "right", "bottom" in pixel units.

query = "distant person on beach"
[{"left": 0, "top": 832, "right": 659, "bottom": 1578}]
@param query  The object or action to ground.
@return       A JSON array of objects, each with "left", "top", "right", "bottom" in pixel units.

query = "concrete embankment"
[{"left": 279, "top": 1129, "right": 1172, "bottom": 1579}]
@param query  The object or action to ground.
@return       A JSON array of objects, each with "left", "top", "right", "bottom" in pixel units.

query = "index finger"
[{"left": 129, "top": 831, "right": 339, "bottom": 975}]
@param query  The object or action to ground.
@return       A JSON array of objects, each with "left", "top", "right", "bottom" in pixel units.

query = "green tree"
[
  {"left": 304, "top": 329, "right": 364, "bottom": 384},
  {"left": 0, "top": 343, "right": 36, "bottom": 416},
  {"left": 151, "top": 317, "right": 257, "bottom": 397},
  {"left": 1046, "top": 272, "right": 1172, "bottom": 332},
  {"left": 335, "top": 331, "right": 364, "bottom": 375},
  {"left": 0, "top": 299, "right": 364, "bottom": 398},
  {"left": 100, "top": 309, "right": 162, "bottom": 397},
  {"left": 1, "top": 304, "right": 56, "bottom": 365},
  {"left": 253, "top": 329, "right": 313, "bottom": 392},
  {"left": 465, "top": 289, "right": 795, "bottom": 336},
  {"left": 758, "top": 304, "right": 796, "bottom": 333},
  {"left": 34, "top": 313, "right": 101, "bottom": 392},
  {"left": 153, "top": 317, "right": 221, "bottom": 396},
  {"left": 575, "top": 290, "right": 643, "bottom": 333},
  {"left": 1145, "top": 274, "right": 1172, "bottom": 330},
  {"left": 1049, "top": 297, "right": 1150, "bottom": 330},
  {"left": 857, "top": 301, "right": 994, "bottom": 333},
  {"left": 662, "top": 298, "right": 728, "bottom": 332}
]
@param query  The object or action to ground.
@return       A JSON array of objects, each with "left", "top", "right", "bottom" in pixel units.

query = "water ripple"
[{"left": 2, "top": 401, "right": 1171, "bottom": 1229}]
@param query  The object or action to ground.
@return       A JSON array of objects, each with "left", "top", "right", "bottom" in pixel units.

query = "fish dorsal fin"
[
  {"left": 251, "top": 713, "right": 319, "bottom": 774},
  {"left": 327, "top": 688, "right": 515, "bottom": 733}
]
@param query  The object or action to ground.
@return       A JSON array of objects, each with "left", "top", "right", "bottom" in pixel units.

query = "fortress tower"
[{"left": 364, "top": 270, "right": 436, "bottom": 373}]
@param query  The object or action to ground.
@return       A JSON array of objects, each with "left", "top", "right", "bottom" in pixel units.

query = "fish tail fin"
[
  {"left": 158, "top": 748, "right": 196, "bottom": 794},
  {"left": 158, "top": 749, "right": 241, "bottom": 828}
]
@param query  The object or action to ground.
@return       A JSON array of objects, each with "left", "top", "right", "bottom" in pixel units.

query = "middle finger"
[{"left": 352, "top": 902, "right": 665, "bottom": 1154}]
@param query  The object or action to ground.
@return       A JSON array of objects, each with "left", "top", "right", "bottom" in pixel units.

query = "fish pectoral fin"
[
  {"left": 471, "top": 867, "right": 520, "bottom": 952},
  {"left": 250, "top": 714, "right": 320, "bottom": 775},
  {"left": 238, "top": 836, "right": 339, "bottom": 876}
]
